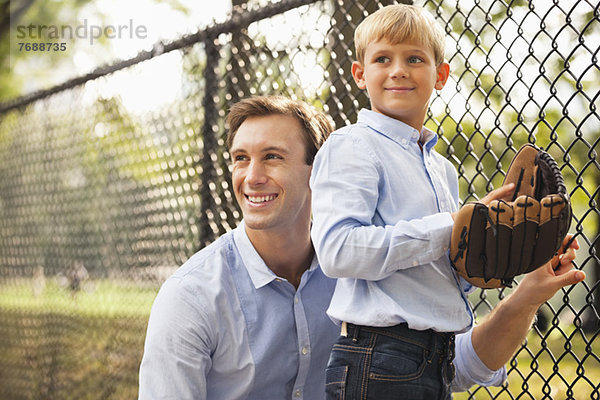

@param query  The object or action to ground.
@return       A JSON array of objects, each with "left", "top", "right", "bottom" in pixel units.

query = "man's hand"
[
  {"left": 515, "top": 234, "right": 585, "bottom": 308},
  {"left": 471, "top": 233, "right": 584, "bottom": 371}
]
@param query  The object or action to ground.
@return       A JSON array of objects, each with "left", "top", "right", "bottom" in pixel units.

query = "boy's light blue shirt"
[
  {"left": 139, "top": 221, "right": 505, "bottom": 399},
  {"left": 310, "top": 108, "right": 473, "bottom": 333}
]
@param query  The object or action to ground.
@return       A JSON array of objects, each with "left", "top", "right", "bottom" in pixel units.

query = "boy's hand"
[
  {"left": 479, "top": 183, "right": 515, "bottom": 205},
  {"left": 450, "top": 183, "right": 514, "bottom": 221}
]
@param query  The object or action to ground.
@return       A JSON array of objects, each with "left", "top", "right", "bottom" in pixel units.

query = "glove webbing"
[{"left": 536, "top": 150, "right": 568, "bottom": 198}]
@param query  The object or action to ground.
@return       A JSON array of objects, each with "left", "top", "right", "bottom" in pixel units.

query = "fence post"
[{"left": 198, "top": 35, "right": 221, "bottom": 248}]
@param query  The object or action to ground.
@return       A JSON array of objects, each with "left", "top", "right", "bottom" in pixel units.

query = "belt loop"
[
  {"left": 341, "top": 321, "right": 348, "bottom": 337},
  {"left": 352, "top": 324, "right": 360, "bottom": 343}
]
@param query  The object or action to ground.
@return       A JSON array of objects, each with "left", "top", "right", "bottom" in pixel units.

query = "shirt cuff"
[
  {"left": 452, "top": 328, "right": 507, "bottom": 392},
  {"left": 423, "top": 211, "right": 454, "bottom": 252}
]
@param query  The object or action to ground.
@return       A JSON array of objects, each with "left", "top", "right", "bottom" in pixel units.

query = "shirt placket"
[
  {"left": 290, "top": 281, "right": 311, "bottom": 399},
  {"left": 423, "top": 150, "right": 451, "bottom": 213},
  {"left": 423, "top": 148, "right": 474, "bottom": 325}
]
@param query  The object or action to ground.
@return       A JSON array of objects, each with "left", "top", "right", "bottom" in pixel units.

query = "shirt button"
[
  {"left": 301, "top": 346, "right": 308, "bottom": 355},
  {"left": 401, "top": 139, "right": 408, "bottom": 145},
  {"left": 294, "top": 389, "right": 302, "bottom": 397},
  {"left": 294, "top": 296, "right": 299, "bottom": 304},
  {"left": 412, "top": 260, "right": 418, "bottom": 267}
]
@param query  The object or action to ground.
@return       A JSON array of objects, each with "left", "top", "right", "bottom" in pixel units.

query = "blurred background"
[{"left": 0, "top": 0, "right": 598, "bottom": 398}]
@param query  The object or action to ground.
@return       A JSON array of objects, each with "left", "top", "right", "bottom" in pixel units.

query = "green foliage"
[
  {"left": 423, "top": 0, "right": 599, "bottom": 234},
  {"left": 1, "top": 0, "right": 96, "bottom": 101}
]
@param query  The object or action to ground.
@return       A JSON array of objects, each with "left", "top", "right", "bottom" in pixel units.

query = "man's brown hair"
[{"left": 226, "top": 95, "right": 334, "bottom": 165}]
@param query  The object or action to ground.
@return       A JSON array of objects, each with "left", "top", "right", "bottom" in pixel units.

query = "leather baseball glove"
[{"left": 450, "top": 144, "right": 572, "bottom": 289}]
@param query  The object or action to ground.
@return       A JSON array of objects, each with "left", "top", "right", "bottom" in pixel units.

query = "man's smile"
[{"left": 245, "top": 193, "right": 278, "bottom": 204}]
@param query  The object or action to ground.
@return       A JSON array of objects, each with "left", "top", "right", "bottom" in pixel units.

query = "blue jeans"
[{"left": 325, "top": 323, "right": 455, "bottom": 400}]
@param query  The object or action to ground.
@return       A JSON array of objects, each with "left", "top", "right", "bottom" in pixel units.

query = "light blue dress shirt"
[
  {"left": 139, "top": 221, "right": 505, "bottom": 399},
  {"left": 139, "top": 221, "right": 339, "bottom": 400},
  {"left": 310, "top": 109, "right": 473, "bottom": 333}
]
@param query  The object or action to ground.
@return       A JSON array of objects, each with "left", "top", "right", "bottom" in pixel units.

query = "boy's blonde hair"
[{"left": 354, "top": 4, "right": 446, "bottom": 66}]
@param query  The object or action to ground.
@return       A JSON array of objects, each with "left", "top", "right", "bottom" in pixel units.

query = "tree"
[{"left": 0, "top": 0, "right": 97, "bottom": 100}]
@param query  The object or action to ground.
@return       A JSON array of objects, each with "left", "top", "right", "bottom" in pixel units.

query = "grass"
[
  {"left": 0, "top": 279, "right": 158, "bottom": 400},
  {"left": 0, "top": 279, "right": 598, "bottom": 399},
  {"left": 0, "top": 279, "right": 158, "bottom": 317}
]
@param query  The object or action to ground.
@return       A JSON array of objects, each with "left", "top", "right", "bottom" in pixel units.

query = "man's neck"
[{"left": 245, "top": 225, "right": 314, "bottom": 289}]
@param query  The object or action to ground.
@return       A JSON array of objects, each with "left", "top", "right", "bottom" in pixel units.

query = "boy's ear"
[
  {"left": 435, "top": 62, "right": 450, "bottom": 90},
  {"left": 351, "top": 61, "right": 367, "bottom": 89}
]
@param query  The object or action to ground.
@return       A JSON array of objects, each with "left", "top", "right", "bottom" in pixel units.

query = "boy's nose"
[{"left": 390, "top": 62, "right": 408, "bottom": 79}]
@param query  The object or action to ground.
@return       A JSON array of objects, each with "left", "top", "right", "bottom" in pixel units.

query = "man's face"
[
  {"left": 230, "top": 114, "right": 312, "bottom": 235},
  {"left": 352, "top": 39, "right": 449, "bottom": 130}
]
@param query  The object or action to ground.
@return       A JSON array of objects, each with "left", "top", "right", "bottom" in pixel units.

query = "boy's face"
[{"left": 352, "top": 39, "right": 449, "bottom": 131}]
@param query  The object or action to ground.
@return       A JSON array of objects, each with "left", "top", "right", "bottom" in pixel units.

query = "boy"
[{"left": 310, "top": 4, "right": 515, "bottom": 399}]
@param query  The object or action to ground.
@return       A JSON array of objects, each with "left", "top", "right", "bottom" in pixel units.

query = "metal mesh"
[{"left": 0, "top": 0, "right": 598, "bottom": 398}]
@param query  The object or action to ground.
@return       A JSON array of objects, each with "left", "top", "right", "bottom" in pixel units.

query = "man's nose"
[{"left": 246, "top": 160, "right": 268, "bottom": 185}]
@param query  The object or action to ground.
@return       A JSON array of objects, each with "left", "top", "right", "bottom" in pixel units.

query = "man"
[{"left": 138, "top": 95, "right": 584, "bottom": 399}]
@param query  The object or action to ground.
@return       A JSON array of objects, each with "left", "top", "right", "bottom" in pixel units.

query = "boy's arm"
[{"left": 310, "top": 134, "right": 454, "bottom": 280}]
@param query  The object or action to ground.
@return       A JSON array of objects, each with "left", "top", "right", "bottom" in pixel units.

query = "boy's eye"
[
  {"left": 408, "top": 56, "right": 424, "bottom": 64},
  {"left": 375, "top": 56, "right": 389, "bottom": 63}
]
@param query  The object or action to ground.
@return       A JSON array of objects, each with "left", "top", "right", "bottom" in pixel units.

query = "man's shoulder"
[
  {"left": 169, "top": 231, "right": 236, "bottom": 285},
  {"left": 151, "top": 231, "right": 242, "bottom": 321}
]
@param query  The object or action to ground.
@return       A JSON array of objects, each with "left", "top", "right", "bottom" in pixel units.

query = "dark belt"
[{"left": 342, "top": 321, "right": 455, "bottom": 352}]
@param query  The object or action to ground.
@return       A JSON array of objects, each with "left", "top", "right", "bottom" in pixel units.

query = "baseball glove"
[{"left": 450, "top": 144, "right": 572, "bottom": 289}]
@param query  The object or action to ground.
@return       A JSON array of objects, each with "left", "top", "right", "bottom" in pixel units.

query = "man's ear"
[
  {"left": 351, "top": 61, "right": 366, "bottom": 89},
  {"left": 435, "top": 62, "right": 450, "bottom": 90}
]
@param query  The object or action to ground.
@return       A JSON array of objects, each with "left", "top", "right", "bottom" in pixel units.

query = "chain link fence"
[{"left": 0, "top": 0, "right": 598, "bottom": 398}]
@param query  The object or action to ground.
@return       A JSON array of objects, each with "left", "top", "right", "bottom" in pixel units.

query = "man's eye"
[
  {"left": 234, "top": 155, "right": 248, "bottom": 162},
  {"left": 265, "top": 154, "right": 281, "bottom": 160}
]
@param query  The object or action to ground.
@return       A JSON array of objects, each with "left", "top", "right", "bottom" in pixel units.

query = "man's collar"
[{"left": 233, "top": 221, "right": 318, "bottom": 289}]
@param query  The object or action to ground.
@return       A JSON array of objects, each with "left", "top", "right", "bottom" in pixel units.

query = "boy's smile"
[{"left": 352, "top": 39, "right": 449, "bottom": 131}]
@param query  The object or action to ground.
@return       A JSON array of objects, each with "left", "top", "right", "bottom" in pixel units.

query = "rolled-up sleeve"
[{"left": 452, "top": 328, "right": 507, "bottom": 392}]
